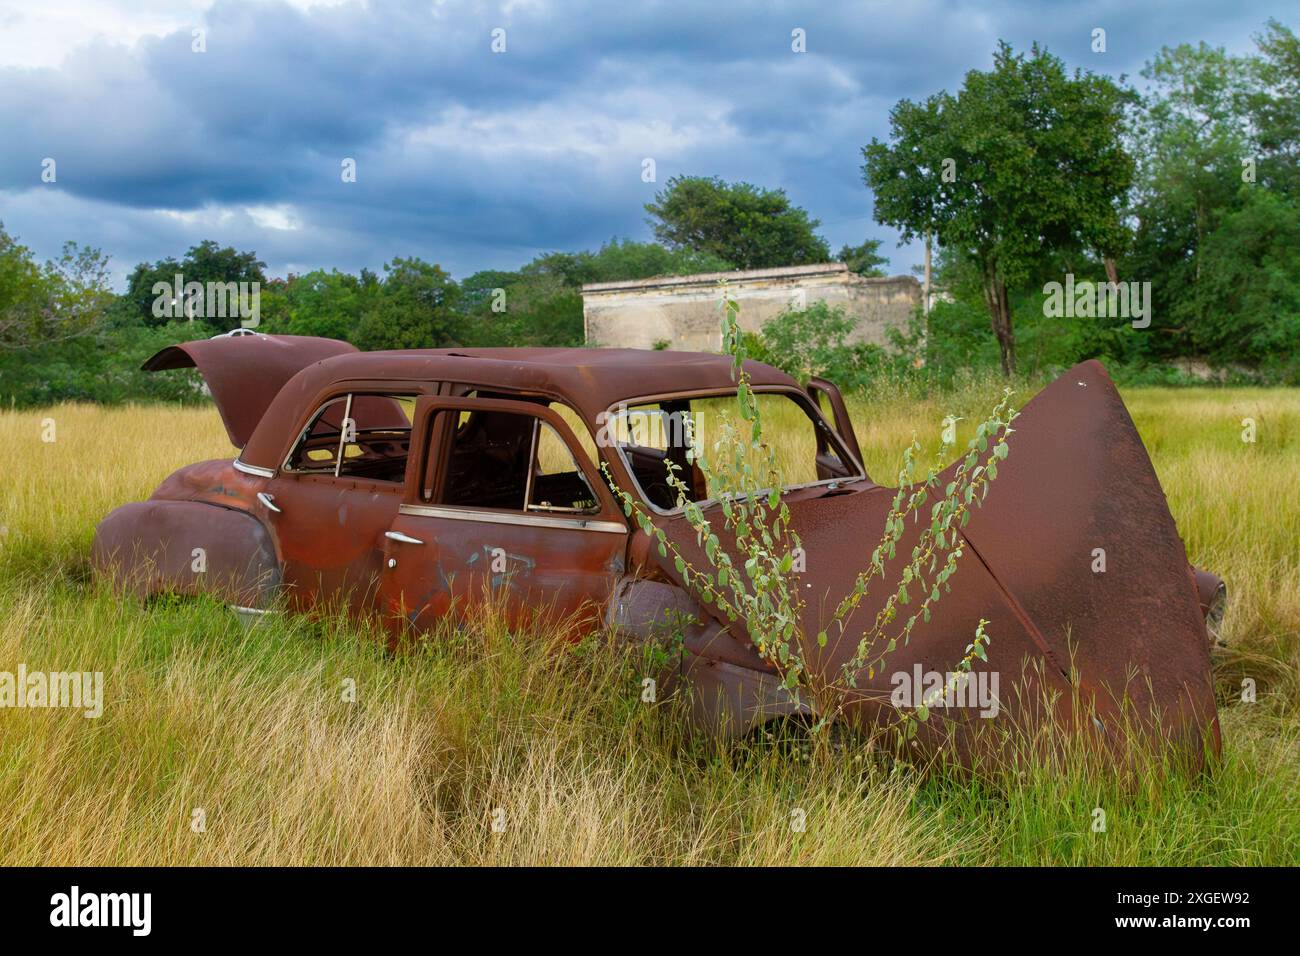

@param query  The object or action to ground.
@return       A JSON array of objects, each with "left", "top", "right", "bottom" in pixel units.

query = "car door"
[
  {"left": 378, "top": 395, "right": 629, "bottom": 635},
  {"left": 263, "top": 390, "right": 417, "bottom": 611}
]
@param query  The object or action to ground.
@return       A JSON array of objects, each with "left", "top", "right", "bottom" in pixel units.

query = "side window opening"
[
  {"left": 426, "top": 408, "right": 599, "bottom": 514},
  {"left": 288, "top": 393, "right": 415, "bottom": 482}
]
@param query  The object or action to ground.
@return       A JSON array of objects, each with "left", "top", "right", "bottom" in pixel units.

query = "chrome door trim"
[
  {"left": 398, "top": 503, "right": 626, "bottom": 534},
  {"left": 233, "top": 458, "right": 275, "bottom": 478}
]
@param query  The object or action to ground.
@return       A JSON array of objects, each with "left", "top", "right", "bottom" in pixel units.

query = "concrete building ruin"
[{"left": 581, "top": 262, "right": 921, "bottom": 351}]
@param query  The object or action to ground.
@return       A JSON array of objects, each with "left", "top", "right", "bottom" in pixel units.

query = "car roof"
[{"left": 238, "top": 345, "right": 800, "bottom": 469}]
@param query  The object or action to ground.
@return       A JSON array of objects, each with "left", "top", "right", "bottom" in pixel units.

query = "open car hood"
[
  {"left": 651, "top": 361, "right": 1219, "bottom": 765},
  {"left": 142, "top": 334, "right": 357, "bottom": 448}
]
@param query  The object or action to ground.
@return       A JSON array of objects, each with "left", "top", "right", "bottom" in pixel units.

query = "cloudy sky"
[{"left": 0, "top": 0, "right": 1290, "bottom": 287}]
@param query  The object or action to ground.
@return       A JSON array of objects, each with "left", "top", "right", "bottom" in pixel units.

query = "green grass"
[{"left": 0, "top": 384, "right": 1296, "bottom": 865}]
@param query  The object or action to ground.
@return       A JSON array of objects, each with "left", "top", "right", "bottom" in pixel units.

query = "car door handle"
[
  {"left": 384, "top": 530, "right": 424, "bottom": 545},
  {"left": 256, "top": 492, "right": 282, "bottom": 514}
]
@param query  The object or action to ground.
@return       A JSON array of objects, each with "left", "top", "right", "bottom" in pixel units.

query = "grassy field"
[{"left": 0, "top": 382, "right": 1297, "bottom": 865}]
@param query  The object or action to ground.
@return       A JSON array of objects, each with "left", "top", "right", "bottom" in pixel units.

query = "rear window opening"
[{"left": 286, "top": 393, "right": 416, "bottom": 483}]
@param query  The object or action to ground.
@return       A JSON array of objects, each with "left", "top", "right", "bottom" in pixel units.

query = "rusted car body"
[{"left": 93, "top": 334, "right": 1223, "bottom": 761}]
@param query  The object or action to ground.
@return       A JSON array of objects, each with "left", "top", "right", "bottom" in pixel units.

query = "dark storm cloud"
[{"left": 0, "top": 0, "right": 1291, "bottom": 284}]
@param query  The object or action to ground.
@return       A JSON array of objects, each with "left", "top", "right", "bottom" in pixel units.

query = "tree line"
[{"left": 0, "top": 176, "right": 880, "bottom": 404}]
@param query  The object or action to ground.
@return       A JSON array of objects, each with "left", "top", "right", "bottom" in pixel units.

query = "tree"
[
  {"left": 576, "top": 237, "right": 732, "bottom": 281},
  {"left": 458, "top": 269, "right": 520, "bottom": 314},
  {"left": 355, "top": 257, "right": 462, "bottom": 351},
  {"left": 759, "top": 300, "right": 882, "bottom": 387},
  {"left": 1125, "top": 31, "right": 1298, "bottom": 363},
  {"left": 122, "top": 240, "right": 267, "bottom": 332},
  {"left": 836, "top": 238, "right": 888, "bottom": 277},
  {"left": 0, "top": 223, "right": 45, "bottom": 350},
  {"left": 864, "top": 43, "right": 1136, "bottom": 375},
  {"left": 645, "top": 176, "right": 831, "bottom": 270},
  {"left": 1250, "top": 19, "right": 1300, "bottom": 195},
  {"left": 1192, "top": 187, "right": 1300, "bottom": 375},
  {"left": 260, "top": 268, "right": 377, "bottom": 342},
  {"left": 0, "top": 222, "right": 114, "bottom": 352}
]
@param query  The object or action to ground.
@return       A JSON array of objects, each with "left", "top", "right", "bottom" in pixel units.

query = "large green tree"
[
  {"left": 258, "top": 268, "right": 379, "bottom": 342},
  {"left": 864, "top": 43, "right": 1136, "bottom": 375},
  {"left": 1192, "top": 188, "right": 1300, "bottom": 371},
  {"left": 122, "top": 240, "right": 267, "bottom": 333},
  {"left": 1125, "top": 23, "right": 1299, "bottom": 367},
  {"left": 644, "top": 176, "right": 831, "bottom": 270}
]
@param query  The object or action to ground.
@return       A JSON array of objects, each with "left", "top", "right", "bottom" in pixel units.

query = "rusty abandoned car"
[{"left": 93, "top": 333, "right": 1226, "bottom": 761}]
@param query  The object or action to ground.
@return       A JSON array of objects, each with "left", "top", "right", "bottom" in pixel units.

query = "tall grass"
[{"left": 0, "top": 388, "right": 1296, "bottom": 865}]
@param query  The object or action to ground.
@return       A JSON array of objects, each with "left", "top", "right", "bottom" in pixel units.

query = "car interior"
[{"left": 431, "top": 407, "right": 600, "bottom": 514}]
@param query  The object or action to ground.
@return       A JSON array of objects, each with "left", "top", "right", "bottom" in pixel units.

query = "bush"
[
  {"left": 0, "top": 320, "right": 207, "bottom": 407},
  {"left": 758, "top": 301, "right": 891, "bottom": 389}
]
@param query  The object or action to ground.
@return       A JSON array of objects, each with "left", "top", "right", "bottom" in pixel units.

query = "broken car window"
[
  {"left": 428, "top": 409, "right": 599, "bottom": 514},
  {"left": 287, "top": 393, "right": 415, "bottom": 482},
  {"left": 608, "top": 391, "right": 856, "bottom": 511}
]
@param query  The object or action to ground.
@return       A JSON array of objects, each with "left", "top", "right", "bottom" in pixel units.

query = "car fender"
[
  {"left": 92, "top": 499, "right": 281, "bottom": 610},
  {"left": 608, "top": 576, "right": 810, "bottom": 737}
]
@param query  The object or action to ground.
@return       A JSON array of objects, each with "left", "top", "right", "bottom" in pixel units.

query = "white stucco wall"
[{"left": 582, "top": 262, "right": 921, "bottom": 351}]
